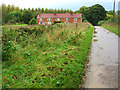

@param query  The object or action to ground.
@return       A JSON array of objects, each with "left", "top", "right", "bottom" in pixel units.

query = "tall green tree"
[
  {"left": 11, "top": 5, "right": 15, "bottom": 11},
  {"left": 107, "top": 10, "right": 114, "bottom": 15},
  {"left": 38, "top": 8, "right": 41, "bottom": 12},
  {"left": 58, "top": 9, "right": 61, "bottom": 13},
  {"left": 42, "top": 8, "right": 44, "bottom": 13},
  {"left": 85, "top": 4, "right": 106, "bottom": 25},
  {"left": 66, "top": 9, "right": 70, "bottom": 13},
  {"left": 20, "top": 9, "right": 23, "bottom": 12},
  {"left": 28, "top": 8, "right": 31, "bottom": 11},
  {"left": 8, "top": 11, "right": 22, "bottom": 23},
  {"left": 61, "top": 8, "right": 63, "bottom": 13},
  {"left": 15, "top": 7, "right": 20, "bottom": 11},
  {"left": 32, "top": 8, "right": 34, "bottom": 12},
  {"left": 2, "top": 4, "right": 8, "bottom": 23},
  {"left": 22, "top": 10, "right": 33, "bottom": 24},
  {"left": 79, "top": 6, "right": 88, "bottom": 14},
  {"left": 35, "top": 8, "right": 38, "bottom": 11},
  {"left": 23, "top": 8, "right": 27, "bottom": 11},
  {"left": 45, "top": 8, "right": 48, "bottom": 13},
  {"left": 64, "top": 9, "right": 67, "bottom": 13},
  {"left": 7, "top": 4, "right": 11, "bottom": 13}
]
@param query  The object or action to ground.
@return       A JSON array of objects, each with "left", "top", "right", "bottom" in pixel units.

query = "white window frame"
[
  {"left": 47, "top": 18, "right": 51, "bottom": 21},
  {"left": 39, "top": 22, "right": 42, "bottom": 24},
  {"left": 56, "top": 18, "right": 60, "bottom": 21},
  {"left": 48, "top": 22, "right": 51, "bottom": 24},
  {"left": 39, "top": 18, "right": 42, "bottom": 21},
  {"left": 74, "top": 18, "right": 78, "bottom": 21},
  {"left": 65, "top": 18, "right": 69, "bottom": 21}
]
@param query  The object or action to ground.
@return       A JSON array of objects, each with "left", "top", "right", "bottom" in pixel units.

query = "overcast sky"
[{"left": 1, "top": 0, "right": 120, "bottom": 11}]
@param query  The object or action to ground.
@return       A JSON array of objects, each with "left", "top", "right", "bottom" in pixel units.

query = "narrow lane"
[{"left": 83, "top": 26, "right": 118, "bottom": 88}]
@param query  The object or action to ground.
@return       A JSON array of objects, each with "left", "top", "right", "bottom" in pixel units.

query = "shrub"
[
  {"left": 29, "top": 18, "right": 37, "bottom": 25},
  {"left": 54, "top": 20, "right": 61, "bottom": 24},
  {"left": 98, "top": 21, "right": 105, "bottom": 26},
  {"left": 22, "top": 10, "right": 33, "bottom": 24}
]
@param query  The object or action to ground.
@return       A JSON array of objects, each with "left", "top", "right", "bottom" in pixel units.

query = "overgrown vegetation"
[
  {"left": 102, "top": 15, "right": 119, "bottom": 36},
  {"left": 2, "top": 23, "right": 94, "bottom": 88},
  {"left": 29, "top": 18, "right": 37, "bottom": 25}
]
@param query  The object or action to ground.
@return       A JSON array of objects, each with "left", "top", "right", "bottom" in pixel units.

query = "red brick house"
[{"left": 36, "top": 11, "right": 82, "bottom": 25}]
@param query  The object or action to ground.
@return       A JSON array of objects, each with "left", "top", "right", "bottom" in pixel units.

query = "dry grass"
[{"left": 103, "top": 23, "right": 118, "bottom": 29}]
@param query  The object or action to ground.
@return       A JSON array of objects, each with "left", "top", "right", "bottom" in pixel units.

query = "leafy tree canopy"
[
  {"left": 22, "top": 10, "right": 33, "bottom": 24},
  {"left": 8, "top": 11, "right": 22, "bottom": 23},
  {"left": 85, "top": 4, "right": 107, "bottom": 25}
]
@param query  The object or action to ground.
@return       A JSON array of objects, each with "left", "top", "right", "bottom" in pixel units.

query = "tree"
[
  {"left": 45, "top": 8, "right": 48, "bottom": 13},
  {"left": 15, "top": 7, "right": 20, "bottom": 11},
  {"left": 29, "top": 18, "right": 37, "bottom": 25},
  {"left": 85, "top": 4, "right": 106, "bottom": 25},
  {"left": 58, "top": 9, "right": 61, "bottom": 13},
  {"left": 8, "top": 11, "right": 22, "bottom": 23},
  {"left": 23, "top": 8, "right": 27, "bottom": 11},
  {"left": 2, "top": 4, "right": 8, "bottom": 23},
  {"left": 20, "top": 9, "right": 23, "bottom": 12},
  {"left": 107, "top": 10, "right": 114, "bottom": 15},
  {"left": 61, "top": 8, "right": 64, "bottom": 13},
  {"left": 66, "top": 9, "right": 70, "bottom": 13},
  {"left": 35, "top": 8, "right": 38, "bottom": 11},
  {"left": 28, "top": 8, "right": 31, "bottom": 11},
  {"left": 42, "top": 8, "right": 44, "bottom": 13},
  {"left": 79, "top": 6, "right": 88, "bottom": 14},
  {"left": 38, "top": 8, "right": 41, "bottom": 12},
  {"left": 117, "top": 10, "right": 120, "bottom": 15},
  {"left": 7, "top": 4, "right": 11, "bottom": 13},
  {"left": 32, "top": 8, "right": 34, "bottom": 12},
  {"left": 48, "top": 9, "right": 53, "bottom": 13},
  {"left": 63, "top": 9, "right": 67, "bottom": 13},
  {"left": 11, "top": 5, "right": 15, "bottom": 11},
  {"left": 22, "top": 10, "right": 33, "bottom": 24}
]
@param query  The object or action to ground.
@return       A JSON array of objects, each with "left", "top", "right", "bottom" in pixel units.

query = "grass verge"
[
  {"left": 4, "top": 24, "right": 28, "bottom": 26},
  {"left": 2, "top": 23, "right": 94, "bottom": 88},
  {"left": 102, "top": 23, "right": 118, "bottom": 35}
]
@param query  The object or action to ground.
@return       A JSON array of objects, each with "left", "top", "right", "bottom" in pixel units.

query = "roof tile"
[{"left": 37, "top": 13, "right": 82, "bottom": 18}]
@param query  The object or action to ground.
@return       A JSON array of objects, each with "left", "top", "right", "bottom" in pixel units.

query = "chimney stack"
[{"left": 71, "top": 11, "right": 73, "bottom": 15}]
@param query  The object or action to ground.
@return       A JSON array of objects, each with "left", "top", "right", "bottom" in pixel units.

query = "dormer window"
[
  {"left": 47, "top": 18, "right": 51, "bottom": 21},
  {"left": 56, "top": 18, "right": 60, "bottom": 21},
  {"left": 65, "top": 18, "right": 68, "bottom": 21},
  {"left": 39, "top": 18, "right": 42, "bottom": 21},
  {"left": 74, "top": 18, "right": 78, "bottom": 21}
]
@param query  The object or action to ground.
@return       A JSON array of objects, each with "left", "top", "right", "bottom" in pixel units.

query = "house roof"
[{"left": 37, "top": 13, "right": 82, "bottom": 19}]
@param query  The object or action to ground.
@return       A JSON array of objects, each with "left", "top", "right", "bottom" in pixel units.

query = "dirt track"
[{"left": 83, "top": 26, "right": 118, "bottom": 88}]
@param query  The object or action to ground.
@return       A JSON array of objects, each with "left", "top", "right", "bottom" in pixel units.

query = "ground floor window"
[
  {"left": 48, "top": 22, "right": 51, "bottom": 24},
  {"left": 47, "top": 18, "right": 51, "bottom": 21},
  {"left": 56, "top": 18, "right": 60, "bottom": 21},
  {"left": 39, "top": 22, "right": 42, "bottom": 24},
  {"left": 74, "top": 18, "right": 78, "bottom": 21},
  {"left": 65, "top": 18, "right": 69, "bottom": 21}
]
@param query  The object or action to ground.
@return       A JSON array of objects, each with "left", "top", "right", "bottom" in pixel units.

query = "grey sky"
[{"left": 1, "top": 0, "right": 120, "bottom": 11}]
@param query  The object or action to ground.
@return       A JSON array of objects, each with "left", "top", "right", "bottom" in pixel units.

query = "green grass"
[
  {"left": 101, "top": 15, "right": 119, "bottom": 36},
  {"left": 102, "top": 25, "right": 118, "bottom": 35},
  {"left": 2, "top": 23, "right": 94, "bottom": 88},
  {"left": 4, "top": 24, "right": 28, "bottom": 26}
]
